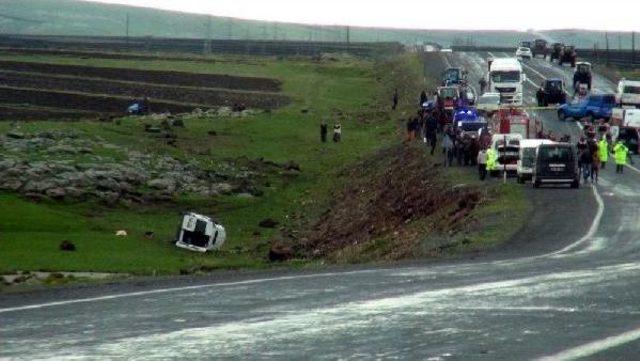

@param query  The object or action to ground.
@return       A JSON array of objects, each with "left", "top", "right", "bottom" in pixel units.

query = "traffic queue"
[{"left": 411, "top": 62, "right": 634, "bottom": 189}]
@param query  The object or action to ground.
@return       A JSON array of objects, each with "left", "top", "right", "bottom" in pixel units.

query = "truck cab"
[
  {"left": 573, "top": 62, "right": 592, "bottom": 91},
  {"left": 559, "top": 46, "right": 577, "bottom": 67},
  {"left": 550, "top": 43, "right": 564, "bottom": 61},
  {"left": 616, "top": 79, "right": 640, "bottom": 108},
  {"left": 532, "top": 39, "right": 548, "bottom": 58},
  {"left": 442, "top": 67, "right": 466, "bottom": 86},
  {"left": 487, "top": 58, "right": 525, "bottom": 106},
  {"left": 537, "top": 78, "right": 567, "bottom": 106}
]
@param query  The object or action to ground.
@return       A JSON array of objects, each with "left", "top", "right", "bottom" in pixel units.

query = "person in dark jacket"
[
  {"left": 420, "top": 90, "right": 428, "bottom": 106},
  {"left": 320, "top": 121, "right": 328, "bottom": 143},
  {"left": 425, "top": 112, "right": 438, "bottom": 155},
  {"left": 392, "top": 89, "right": 399, "bottom": 110}
]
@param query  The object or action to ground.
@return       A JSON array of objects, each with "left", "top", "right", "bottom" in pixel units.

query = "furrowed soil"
[
  {"left": 0, "top": 60, "right": 282, "bottom": 91},
  {"left": 0, "top": 87, "right": 196, "bottom": 116},
  {"left": 0, "top": 72, "right": 290, "bottom": 109}
]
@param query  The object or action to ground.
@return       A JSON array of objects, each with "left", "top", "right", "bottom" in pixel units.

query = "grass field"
[{"left": 0, "top": 52, "right": 428, "bottom": 275}]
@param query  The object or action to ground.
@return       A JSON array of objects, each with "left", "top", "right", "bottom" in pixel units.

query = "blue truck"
[{"left": 557, "top": 93, "right": 616, "bottom": 121}]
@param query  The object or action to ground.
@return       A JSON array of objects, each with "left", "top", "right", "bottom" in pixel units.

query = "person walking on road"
[
  {"left": 598, "top": 137, "right": 609, "bottom": 170},
  {"left": 420, "top": 90, "right": 428, "bottom": 107},
  {"left": 579, "top": 148, "right": 593, "bottom": 183},
  {"left": 614, "top": 140, "right": 629, "bottom": 174},
  {"left": 320, "top": 120, "right": 328, "bottom": 143}
]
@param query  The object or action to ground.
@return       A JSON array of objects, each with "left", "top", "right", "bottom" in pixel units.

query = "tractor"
[{"left": 559, "top": 45, "right": 577, "bottom": 67}]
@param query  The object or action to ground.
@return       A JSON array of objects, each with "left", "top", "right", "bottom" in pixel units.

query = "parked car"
[
  {"left": 476, "top": 92, "right": 501, "bottom": 115},
  {"left": 557, "top": 94, "right": 615, "bottom": 121},
  {"left": 516, "top": 47, "right": 532, "bottom": 60},
  {"left": 550, "top": 43, "right": 564, "bottom": 61},
  {"left": 517, "top": 139, "right": 556, "bottom": 183},
  {"left": 615, "top": 79, "right": 640, "bottom": 108},
  {"left": 559, "top": 46, "right": 577, "bottom": 67},
  {"left": 174, "top": 212, "right": 226, "bottom": 253},
  {"left": 532, "top": 39, "right": 549, "bottom": 58},
  {"left": 573, "top": 62, "right": 592, "bottom": 91},
  {"left": 536, "top": 79, "right": 567, "bottom": 106},
  {"left": 532, "top": 143, "right": 580, "bottom": 188}
]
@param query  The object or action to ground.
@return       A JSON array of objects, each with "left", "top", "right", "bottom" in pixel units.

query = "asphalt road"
[{"left": 2, "top": 54, "right": 640, "bottom": 360}]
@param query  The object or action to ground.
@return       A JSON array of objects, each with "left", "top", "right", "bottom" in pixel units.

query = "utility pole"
[
  {"left": 227, "top": 18, "right": 232, "bottom": 40},
  {"left": 346, "top": 25, "right": 350, "bottom": 44},
  {"left": 125, "top": 13, "right": 130, "bottom": 45},
  {"left": 605, "top": 32, "right": 610, "bottom": 65},
  {"left": 633, "top": 32, "right": 636, "bottom": 64},
  {"left": 203, "top": 15, "right": 212, "bottom": 55},
  {"left": 618, "top": 34, "right": 622, "bottom": 51}
]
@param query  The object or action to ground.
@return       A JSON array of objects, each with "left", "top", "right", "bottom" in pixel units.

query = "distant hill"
[{"left": 0, "top": 0, "right": 635, "bottom": 49}]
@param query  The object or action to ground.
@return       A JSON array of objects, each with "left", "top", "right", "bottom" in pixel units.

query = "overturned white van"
[{"left": 174, "top": 213, "right": 226, "bottom": 253}]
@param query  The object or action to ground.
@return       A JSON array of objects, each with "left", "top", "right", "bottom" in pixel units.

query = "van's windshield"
[
  {"left": 623, "top": 86, "right": 640, "bottom": 94},
  {"left": 522, "top": 148, "right": 537, "bottom": 168},
  {"left": 539, "top": 146, "right": 573, "bottom": 163},
  {"left": 491, "top": 71, "right": 520, "bottom": 83}
]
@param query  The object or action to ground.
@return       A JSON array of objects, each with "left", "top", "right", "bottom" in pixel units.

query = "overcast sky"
[{"left": 85, "top": 0, "right": 639, "bottom": 31}]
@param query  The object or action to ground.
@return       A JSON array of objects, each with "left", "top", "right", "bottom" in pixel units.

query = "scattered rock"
[
  {"left": 46, "top": 187, "right": 66, "bottom": 200},
  {"left": 268, "top": 243, "right": 294, "bottom": 262},
  {"left": 283, "top": 161, "right": 301, "bottom": 172},
  {"left": 144, "top": 231, "right": 155, "bottom": 239},
  {"left": 208, "top": 130, "right": 217, "bottom": 136},
  {"left": 6, "top": 131, "right": 25, "bottom": 139},
  {"left": 115, "top": 230, "right": 128, "bottom": 237},
  {"left": 59, "top": 240, "right": 76, "bottom": 252},
  {"left": 259, "top": 218, "right": 279, "bottom": 228}
]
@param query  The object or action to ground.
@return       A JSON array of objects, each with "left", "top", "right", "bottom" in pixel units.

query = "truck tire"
[
  {"left": 558, "top": 110, "right": 566, "bottom": 121},
  {"left": 571, "top": 180, "right": 580, "bottom": 189},
  {"left": 533, "top": 178, "right": 541, "bottom": 188},
  {"left": 517, "top": 175, "right": 524, "bottom": 184}
]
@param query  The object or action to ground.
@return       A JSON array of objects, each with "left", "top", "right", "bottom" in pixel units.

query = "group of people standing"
[
  {"left": 320, "top": 120, "right": 342, "bottom": 143},
  {"left": 578, "top": 133, "right": 631, "bottom": 183}
]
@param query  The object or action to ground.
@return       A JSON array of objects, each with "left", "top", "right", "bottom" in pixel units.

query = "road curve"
[{"left": 2, "top": 54, "right": 640, "bottom": 360}]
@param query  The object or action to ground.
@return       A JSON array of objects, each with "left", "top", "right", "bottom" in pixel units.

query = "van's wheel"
[
  {"left": 571, "top": 180, "right": 580, "bottom": 189},
  {"left": 533, "top": 178, "right": 540, "bottom": 188},
  {"left": 558, "top": 110, "right": 566, "bottom": 121},
  {"left": 517, "top": 176, "right": 524, "bottom": 184}
]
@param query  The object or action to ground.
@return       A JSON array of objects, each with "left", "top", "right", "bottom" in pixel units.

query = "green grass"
[{"left": 0, "top": 52, "right": 425, "bottom": 275}]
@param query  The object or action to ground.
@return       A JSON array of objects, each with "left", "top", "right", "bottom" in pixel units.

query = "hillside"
[{"left": 0, "top": 0, "right": 635, "bottom": 48}]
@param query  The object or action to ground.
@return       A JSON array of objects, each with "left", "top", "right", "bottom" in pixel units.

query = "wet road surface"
[{"left": 2, "top": 53, "right": 640, "bottom": 360}]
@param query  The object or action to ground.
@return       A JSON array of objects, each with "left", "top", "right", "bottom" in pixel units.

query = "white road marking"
[
  {"left": 625, "top": 162, "right": 640, "bottom": 174},
  {"left": 0, "top": 270, "right": 379, "bottom": 314},
  {"left": 537, "top": 326, "right": 640, "bottom": 360},
  {"left": 549, "top": 185, "right": 604, "bottom": 256}
]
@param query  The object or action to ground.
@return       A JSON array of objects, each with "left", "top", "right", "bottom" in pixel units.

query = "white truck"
[
  {"left": 487, "top": 58, "right": 526, "bottom": 106},
  {"left": 616, "top": 79, "right": 640, "bottom": 108}
]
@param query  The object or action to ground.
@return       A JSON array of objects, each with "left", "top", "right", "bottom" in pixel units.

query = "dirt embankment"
[
  {"left": 0, "top": 60, "right": 282, "bottom": 92},
  {"left": 295, "top": 144, "right": 485, "bottom": 262},
  {"left": 0, "top": 72, "right": 290, "bottom": 109}
]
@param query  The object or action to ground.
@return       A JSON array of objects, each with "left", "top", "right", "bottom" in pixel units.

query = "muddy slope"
[{"left": 299, "top": 144, "right": 484, "bottom": 261}]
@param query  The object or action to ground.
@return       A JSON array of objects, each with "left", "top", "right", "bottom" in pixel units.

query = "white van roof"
[
  {"left": 490, "top": 58, "right": 522, "bottom": 72},
  {"left": 520, "top": 139, "right": 555, "bottom": 148}
]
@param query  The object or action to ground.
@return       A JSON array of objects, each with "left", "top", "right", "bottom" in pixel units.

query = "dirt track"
[
  {"left": 0, "top": 72, "right": 289, "bottom": 109},
  {"left": 0, "top": 60, "right": 282, "bottom": 92}
]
